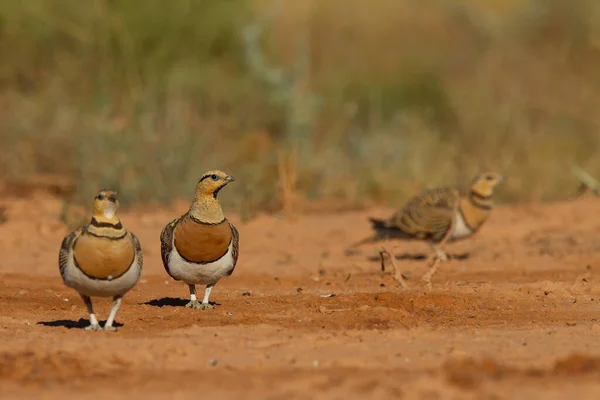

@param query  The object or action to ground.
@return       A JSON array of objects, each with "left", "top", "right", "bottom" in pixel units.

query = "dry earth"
[{"left": 1, "top": 193, "right": 600, "bottom": 399}]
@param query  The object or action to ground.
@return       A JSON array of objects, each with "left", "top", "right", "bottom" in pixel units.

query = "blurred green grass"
[{"left": 1, "top": 0, "right": 600, "bottom": 217}]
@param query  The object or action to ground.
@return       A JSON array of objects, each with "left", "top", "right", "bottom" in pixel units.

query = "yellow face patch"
[
  {"left": 470, "top": 172, "right": 504, "bottom": 198},
  {"left": 195, "top": 170, "right": 234, "bottom": 197}
]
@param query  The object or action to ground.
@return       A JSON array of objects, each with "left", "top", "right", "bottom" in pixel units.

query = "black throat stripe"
[
  {"left": 91, "top": 217, "right": 123, "bottom": 229},
  {"left": 212, "top": 184, "right": 226, "bottom": 199},
  {"left": 85, "top": 229, "right": 128, "bottom": 240},
  {"left": 188, "top": 214, "right": 226, "bottom": 226},
  {"left": 469, "top": 192, "right": 493, "bottom": 210},
  {"left": 470, "top": 191, "right": 492, "bottom": 201}
]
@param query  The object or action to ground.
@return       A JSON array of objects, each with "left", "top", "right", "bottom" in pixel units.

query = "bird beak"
[
  {"left": 498, "top": 175, "right": 506, "bottom": 182},
  {"left": 225, "top": 175, "right": 235, "bottom": 183}
]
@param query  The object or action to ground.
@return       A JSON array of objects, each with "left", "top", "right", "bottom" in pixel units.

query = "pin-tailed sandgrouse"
[
  {"left": 160, "top": 170, "right": 239, "bottom": 309},
  {"left": 59, "top": 190, "right": 143, "bottom": 331},
  {"left": 354, "top": 172, "right": 504, "bottom": 288}
]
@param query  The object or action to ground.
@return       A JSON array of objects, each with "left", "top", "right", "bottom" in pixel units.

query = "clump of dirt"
[
  {"left": 552, "top": 354, "right": 600, "bottom": 375},
  {"left": 0, "top": 351, "right": 90, "bottom": 383},
  {"left": 443, "top": 357, "right": 515, "bottom": 389},
  {"left": 444, "top": 354, "right": 600, "bottom": 390}
]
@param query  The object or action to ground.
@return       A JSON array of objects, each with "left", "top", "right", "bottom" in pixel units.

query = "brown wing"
[
  {"left": 58, "top": 227, "right": 84, "bottom": 277},
  {"left": 160, "top": 216, "right": 182, "bottom": 277},
  {"left": 130, "top": 231, "right": 144, "bottom": 273},
  {"left": 227, "top": 221, "right": 239, "bottom": 276},
  {"left": 391, "top": 187, "right": 459, "bottom": 242}
]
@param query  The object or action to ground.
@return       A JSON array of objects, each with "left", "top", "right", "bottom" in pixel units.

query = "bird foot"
[
  {"left": 422, "top": 278, "right": 433, "bottom": 291},
  {"left": 422, "top": 256, "right": 442, "bottom": 289},
  {"left": 379, "top": 246, "right": 408, "bottom": 289},
  {"left": 185, "top": 300, "right": 201, "bottom": 309},
  {"left": 393, "top": 271, "right": 409, "bottom": 289},
  {"left": 185, "top": 300, "right": 214, "bottom": 309},
  {"left": 84, "top": 323, "right": 102, "bottom": 331},
  {"left": 436, "top": 251, "right": 448, "bottom": 262},
  {"left": 103, "top": 325, "right": 118, "bottom": 332}
]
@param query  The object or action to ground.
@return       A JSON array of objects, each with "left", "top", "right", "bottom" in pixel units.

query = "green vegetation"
[{"left": 1, "top": 0, "right": 600, "bottom": 217}]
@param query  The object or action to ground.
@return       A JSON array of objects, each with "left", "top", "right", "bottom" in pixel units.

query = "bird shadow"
[
  {"left": 365, "top": 252, "right": 471, "bottom": 262},
  {"left": 37, "top": 318, "right": 123, "bottom": 329},
  {"left": 142, "top": 297, "right": 220, "bottom": 308}
]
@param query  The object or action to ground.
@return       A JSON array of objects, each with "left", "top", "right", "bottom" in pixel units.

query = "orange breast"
[
  {"left": 174, "top": 217, "right": 232, "bottom": 263},
  {"left": 73, "top": 233, "right": 135, "bottom": 279},
  {"left": 459, "top": 197, "right": 491, "bottom": 232}
]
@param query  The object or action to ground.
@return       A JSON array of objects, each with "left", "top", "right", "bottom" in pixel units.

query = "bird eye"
[
  {"left": 485, "top": 175, "right": 493, "bottom": 181},
  {"left": 97, "top": 194, "right": 105, "bottom": 200},
  {"left": 211, "top": 174, "right": 218, "bottom": 181}
]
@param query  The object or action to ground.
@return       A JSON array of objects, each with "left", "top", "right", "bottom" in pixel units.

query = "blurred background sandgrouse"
[
  {"left": 352, "top": 172, "right": 504, "bottom": 288},
  {"left": 160, "top": 169, "right": 239, "bottom": 309},
  {"left": 58, "top": 190, "right": 143, "bottom": 331}
]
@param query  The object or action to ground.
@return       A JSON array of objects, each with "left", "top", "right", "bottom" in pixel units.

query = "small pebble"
[
  {"left": 242, "top": 291, "right": 251, "bottom": 296},
  {"left": 209, "top": 359, "right": 217, "bottom": 367}
]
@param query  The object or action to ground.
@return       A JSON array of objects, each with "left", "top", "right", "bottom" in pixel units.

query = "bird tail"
[
  {"left": 346, "top": 218, "right": 401, "bottom": 251},
  {"left": 347, "top": 233, "right": 380, "bottom": 250},
  {"left": 368, "top": 217, "right": 388, "bottom": 231}
]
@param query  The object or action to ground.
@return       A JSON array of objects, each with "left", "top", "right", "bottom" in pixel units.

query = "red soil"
[{"left": 1, "top": 194, "right": 600, "bottom": 399}]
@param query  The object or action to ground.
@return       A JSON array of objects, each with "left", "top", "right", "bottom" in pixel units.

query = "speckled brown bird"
[
  {"left": 160, "top": 170, "right": 239, "bottom": 309},
  {"left": 59, "top": 190, "right": 143, "bottom": 331},
  {"left": 353, "top": 172, "right": 504, "bottom": 288}
]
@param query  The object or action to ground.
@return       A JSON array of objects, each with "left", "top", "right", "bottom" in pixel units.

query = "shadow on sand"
[{"left": 37, "top": 318, "right": 123, "bottom": 329}]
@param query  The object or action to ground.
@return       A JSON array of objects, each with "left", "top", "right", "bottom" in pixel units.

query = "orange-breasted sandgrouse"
[
  {"left": 59, "top": 190, "right": 143, "bottom": 331},
  {"left": 160, "top": 170, "right": 239, "bottom": 309},
  {"left": 352, "top": 172, "right": 504, "bottom": 288}
]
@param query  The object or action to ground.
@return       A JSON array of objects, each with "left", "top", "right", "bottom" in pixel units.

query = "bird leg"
[
  {"left": 200, "top": 284, "right": 215, "bottom": 309},
  {"left": 422, "top": 256, "right": 442, "bottom": 290},
  {"left": 80, "top": 294, "right": 102, "bottom": 331},
  {"left": 425, "top": 245, "right": 448, "bottom": 263},
  {"left": 185, "top": 284, "right": 201, "bottom": 309},
  {"left": 422, "top": 225, "right": 454, "bottom": 287},
  {"left": 422, "top": 243, "right": 447, "bottom": 290},
  {"left": 379, "top": 245, "right": 408, "bottom": 289},
  {"left": 104, "top": 296, "right": 122, "bottom": 331},
  {"left": 185, "top": 284, "right": 215, "bottom": 309}
]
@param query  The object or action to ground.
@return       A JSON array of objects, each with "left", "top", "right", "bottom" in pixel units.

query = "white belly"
[
  {"left": 450, "top": 211, "right": 474, "bottom": 241},
  {"left": 61, "top": 249, "right": 142, "bottom": 298},
  {"left": 167, "top": 238, "right": 235, "bottom": 286}
]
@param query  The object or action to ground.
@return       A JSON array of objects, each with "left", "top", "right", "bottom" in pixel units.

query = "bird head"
[
  {"left": 195, "top": 170, "right": 235, "bottom": 199},
  {"left": 470, "top": 172, "right": 505, "bottom": 198},
  {"left": 92, "top": 189, "right": 119, "bottom": 221}
]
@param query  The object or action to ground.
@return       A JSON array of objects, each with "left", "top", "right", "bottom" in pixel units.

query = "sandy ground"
[{"left": 1, "top": 193, "right": 600, "bottom": 399}]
